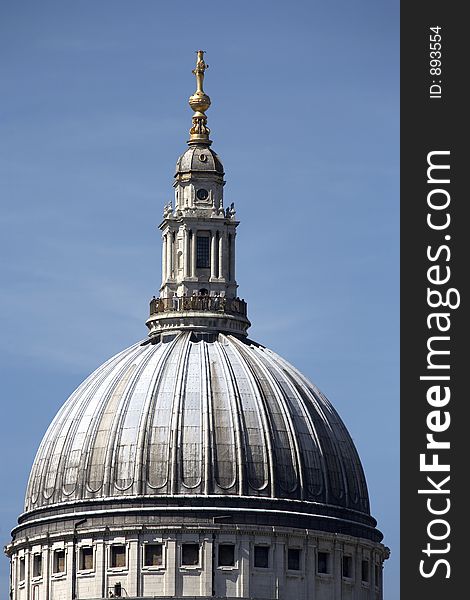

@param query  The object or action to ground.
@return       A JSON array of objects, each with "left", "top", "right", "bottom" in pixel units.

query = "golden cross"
[{"left": 192, "top": 50, "right": 208, "bottom": 94}]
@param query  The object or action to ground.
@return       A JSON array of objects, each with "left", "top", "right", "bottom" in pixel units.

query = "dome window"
[
  {"left": 181, "top": 543, "right": 200, "bottom": 566},
  {"left": 19, "top": 557, "right": 25, "bottom": 582},
  {"left": 254, "top": 545, "right": 269, "bottom": 569},
  {"left": 110, "top": 545, "right": 127, "bottom": 569},
  {"left": 218, "top": 544, "right": 235, "bottom": 567},
  {"left": 361, "top": 559, "right": 370, "bottom": 583},
  {"left": 79, "top": 547, "right": 94, "bottom": 571},
  {"left": 32, "top": 554, "right": 42, "bottom": 578},
  {"left": 317, "top": 551, "right": 331, "bottom": 574},
  {"left": 287, "top": 548, "right": 301, "bottom": 571},
  {"left": 342, "top": 555, "right": 353, "bottom": 579},
  {"left": 53, "top": 549, "right": 65, "bottom": 574},
  {"left": 144, "top": 544, "right": 163, "bottom": 567}
]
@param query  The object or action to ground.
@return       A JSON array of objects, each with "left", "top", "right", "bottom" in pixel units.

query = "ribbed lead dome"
[{"left": 25, "top": 331, "right": 370, "bottom": 516}]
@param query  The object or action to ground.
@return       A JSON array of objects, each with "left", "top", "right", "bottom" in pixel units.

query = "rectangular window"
[
  {"left": 19, "top": 557, "right": 25, "bottom": 582},
  {"left": 254, "top": 545, "right": 269, "bottom": 568},
  {"left": 80, "top": 547, "right": 94, "bottom": 571},
  {"left": 218, "top": 544, "right": 235, "bottom": 567},
  {"left": 196, "top": 235, "right": 210, "bottom": 268},
  {"left": 181, "top": 543, "right": 199, "bottom": 566},
  {"left": 361, "top": 559, "right": 369, "bottom": 583},
  {"left": 110, "top": 545, "right": 127, "bottom": 568},
  {"left": 32, "top": 554, "right": 42, "bottom": 578},
  {"left": 342, "top": 555, "right": 352, "bottom": 578},
  {"left": 53, "top": 550, "right": 65, "bottom": 573},
  {"left": 317, "top": 551, "right": 330, "bottom": 574},
  {"left": 287, "top": 548, "right": 301, "bottom": 571},
  {"left": 144, "top": 544, "right": 163, "bottom": 567}
]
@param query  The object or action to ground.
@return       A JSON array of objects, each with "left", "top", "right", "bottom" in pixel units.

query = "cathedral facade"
[{"left": 5, "top": 52, "right": 389, "bottom": 600}]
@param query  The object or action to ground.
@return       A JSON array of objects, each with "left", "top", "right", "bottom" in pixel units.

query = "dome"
[
  {"left": 175, "top": 145, "right": 224, "bottom": 176},
  {"left": 24, "top": 331, "right": 378, "bottom": 540},
  {"left": 7, "top": 54, "right": 388, "bottom": 600}
]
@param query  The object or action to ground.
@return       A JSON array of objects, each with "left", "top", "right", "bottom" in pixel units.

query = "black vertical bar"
[{"left": 401, "top": 2, "right": 468, "bottom": 598}]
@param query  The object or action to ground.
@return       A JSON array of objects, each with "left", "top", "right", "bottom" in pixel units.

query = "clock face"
[{"left": 196, "top": 188, "right": 209, "bottom": 201}]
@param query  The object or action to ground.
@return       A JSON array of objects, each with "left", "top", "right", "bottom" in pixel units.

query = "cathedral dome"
[
  {"left": 7, "top": 53, "right": 388, "bottom": 600},
  {"left": 23, "top": 331, "right": 379, "bottom": 541},
  {"left": 175, "top": 145, "right": 224, "bottom": 176}
]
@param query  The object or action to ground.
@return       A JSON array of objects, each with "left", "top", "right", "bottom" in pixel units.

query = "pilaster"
[
  {"left": 238, "top": 539, "right": 250, "bottom": 598},
  {"left": 94, "top": 540, "right": 105, "bottom": 600},
  {"left": 274, "top": 539, "right": 285, "bottom": 599},
  {"left": 127, "top": 538, "right": 139, "bottom": 596},
  {"left": 44, "top": 545, "right": 50, "bottom": 600},
  {"left": 164, "top": 537, "right": 176, "bottom": 597},
  {"left": 355, "top": 545, "right": 362, "bottom": 598},
  {"left": 306, "top": 538, "right": 317, "bottom": 600},
  {"left": 201, "top": 535, "right": 213, "bottom": 596},
  {"left": 334, "top": 544, "right": 342, "bottom": 600},
  {"left": 370, "top": 550, "right": 376, "bottom": 599}
]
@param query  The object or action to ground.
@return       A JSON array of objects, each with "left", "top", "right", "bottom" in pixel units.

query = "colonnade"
[{"left": 161, "top": 228, "right": 236, "bottom": 285}]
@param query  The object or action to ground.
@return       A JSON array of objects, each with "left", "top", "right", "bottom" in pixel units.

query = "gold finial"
[
  {"left": 192, "top": 50, "right": 208, "bottom": 93},
  {"left": 188, "top": 50, "right": 211, "bottom": 145}
]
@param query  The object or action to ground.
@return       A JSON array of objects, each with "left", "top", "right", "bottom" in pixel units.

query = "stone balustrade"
[{"left": 150, "top": 295, "right": 247, "bottom": 318}]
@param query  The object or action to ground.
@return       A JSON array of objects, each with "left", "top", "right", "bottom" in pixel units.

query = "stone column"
[
  {"left": 166, "top": 232, "right": 172, "bottom": 282},
  {"left": 238, "top": 539, "right": 250, "bottom": 598},
  {"left": 164, "top": 538, "right": 176, "bottom": 597},
  {"left": 65, "top": 542, "right": 73, "bottom": 600},
  {"left": 171, "top": 233, "right": 176, "bottom": 279},
  {"left": 218, "top": 232, "right": 224, "bottom": 279},
  {"left": 201, "top": 536, "right": 213, "bottom": 596},
  {"left": 305, "top": 539, "right": 316, "bottom": 600},
  {"left": 369, "top": 551, "right": 376, "bottom": 600},
  {"left": 333, "top": 546, "right": 342, "bottom": 600},
  {"left": 210, "top": 232, "right": 217, "bottom": 280},
  {"left": 191, "top": 231, "right": 197, "bottom": 278},
  {"left": 10, "top": 556, "right": 16, "bottom": 600},
  {"left": 230, "top": 233, "right": 236, "bottom": 283},
  {"left": 25, "top": 548, "right": 31, "bottom": 600},
  {"left": 162, "top": 234, "right": 167, "bottom": 284},
  {"left": 44, "top": 546, "right": 50, "bottom": 600},
  {"left": 9, "top": 556, "right": 14, "bottom": 600},
  {"left": 127, "top": 539, "right": 139, "bottom": 596},
  {"left": 94, "top": 540, "right": 105, "bottom": 600},
  {"left": 274, "top": 540, "right": 285, "bottom": 599},
  {"left": 183, "top": 229, "right": 189, "bottom": 278},
  {"left": 355, "top": 545, "right": 362, "bottom": 597},
  {"left": 378, "top": 562, "right": 384, "bottom": 600}
]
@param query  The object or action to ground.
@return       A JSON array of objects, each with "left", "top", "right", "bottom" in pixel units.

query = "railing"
[{"left": 149, "top": 295, "right": 247, "bottom": 318}]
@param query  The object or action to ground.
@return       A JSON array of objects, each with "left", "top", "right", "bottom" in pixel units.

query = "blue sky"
[{"left": 0, "top": 1, "right": 399, "bottom": 596}]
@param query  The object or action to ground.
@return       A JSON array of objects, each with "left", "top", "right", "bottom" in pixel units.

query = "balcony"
[{"left": 149, "top": 295, "right": 247, "bottom": 318}]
